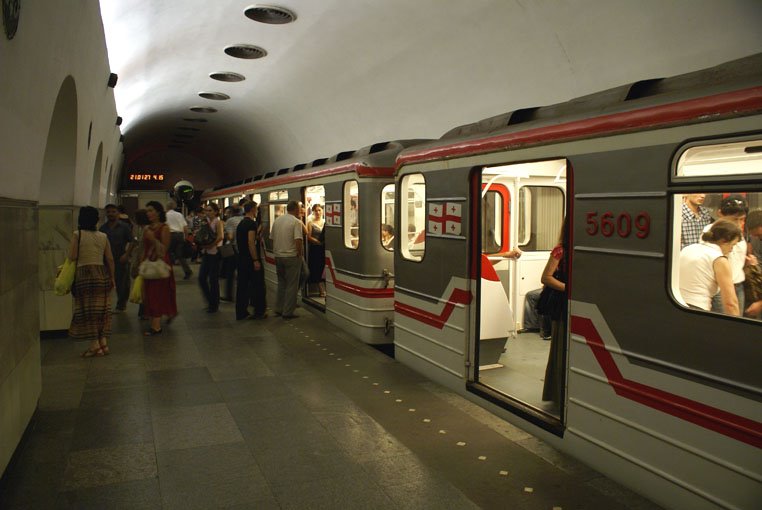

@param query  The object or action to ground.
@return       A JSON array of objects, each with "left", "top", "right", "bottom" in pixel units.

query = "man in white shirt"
[
  {"left": 166, "top": 200, "right": 192, "bottom": 279},
  {"left": 270, "top": 200, "right": 305, "bottom": 319}
]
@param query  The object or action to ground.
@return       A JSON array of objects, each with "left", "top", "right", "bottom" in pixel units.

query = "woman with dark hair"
[
  {"left": 306, "top": 204, "right": 326, "bottom": 297},
  {"left": 680, "top": 218, "right": 742, "bottom": 316},
  {"left": 141, "top": 201, "right": 177, "bottom": 335},
  {"left": 540, "top": 218, "right": 568, "bottom": 404},
  {"left": 198, "top": 202, "right": 224, "bottom": 312},
  {"left": 69, "top": 206, "right": 115, "bottom": 357}
]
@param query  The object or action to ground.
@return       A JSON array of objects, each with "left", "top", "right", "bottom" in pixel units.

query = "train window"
[
  {"left": 518, "top": 186, "right": 564, "bottom": 251},
  {"left": 269, "top": 190, "right": 288, "bottom": 201},
  {"left": 304, "top": 185, "right": 325, "bottom": 213},
  {"left": 250, "top": 193, "right": 262, "bottom": 205},
  {"left": 269, "top": 204, "right": 286, "bottom": 234},
  {"left": 482, "top": 190, "right": 503, "bottom": 254},
  {"left": 401, "top": 173, "right": 426, "bottom": 261},
  {"left": 344, "top": 181, "right": 359, "bottom": 249},
  {"left": 676, "top": 139, "right": 762, "bottom": 177},
  {"left": 381, "top": 184, "right": 395, "bottom": 251}
]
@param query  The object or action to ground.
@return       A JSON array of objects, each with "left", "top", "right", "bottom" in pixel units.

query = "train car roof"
[
  {"left": 398, "top": 53, "right": 762, "bottom": 167},
  {"left": 202, "top": 139, "right": 428, "bottom": 199}
]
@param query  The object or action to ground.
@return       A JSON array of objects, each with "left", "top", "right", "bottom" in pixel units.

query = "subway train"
[{"left": 202, "top": 53, "right": 762, "bottom": 510}]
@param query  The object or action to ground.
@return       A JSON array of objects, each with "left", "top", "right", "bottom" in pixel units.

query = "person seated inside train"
[
  {"left": 521, "top": 288, "right": 551, "bottom": 339},
  {"left": 679, "top": 219, "right": 741, "bottom": 316},
  {"left": 381, "top": 224, "right": 395, "bottom": 249}
]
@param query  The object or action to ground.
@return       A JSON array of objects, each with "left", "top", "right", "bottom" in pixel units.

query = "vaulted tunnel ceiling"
[{"left": 101, "top": 0, "right": 762, "bottom": 190}]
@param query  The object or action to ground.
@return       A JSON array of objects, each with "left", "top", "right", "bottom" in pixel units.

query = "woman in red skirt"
[{"left": 142, "top": 201, "right": 177, "bottom": 335}]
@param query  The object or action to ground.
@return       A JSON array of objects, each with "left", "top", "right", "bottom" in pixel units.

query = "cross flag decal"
[
  {"left": 428, "top": 202, "right": 462, "bottom": 237},
  {"left": 325, "top": 203, "right": 342, "bottom": 226}
]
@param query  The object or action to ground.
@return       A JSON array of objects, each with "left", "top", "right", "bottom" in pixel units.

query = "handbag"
[
  {"left": 535, "top": 251, "right": 567, "bottom": 320},
  {"left": 139, "top": 258, "right": 171, "bottom": 280},
  {"left": 219, "top": 242, "right": 236, "bottom": 258},
  {"left": 54, "top": 229, "right": 81, "bottom": 296},
  {"left": 129, "top": 275, "right": 144, "bottom": 304},
  {"left": 54, "top": 258, "right": 76, "bottom": 295}
]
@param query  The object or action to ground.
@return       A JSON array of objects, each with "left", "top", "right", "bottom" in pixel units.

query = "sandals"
[
  {"left": 143, "top": 328, "right": 163, "bottom": 336},
  {"left": 81, "top": 347, "right": 104, "bottom": 358}
]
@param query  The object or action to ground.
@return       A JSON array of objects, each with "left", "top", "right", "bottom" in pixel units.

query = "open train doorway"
[
  {"left": 302, "top": 185, "right": 326, "bottom": 308},
  {"left": 473, "top": 159, "right": 567, "bottom": 426}
]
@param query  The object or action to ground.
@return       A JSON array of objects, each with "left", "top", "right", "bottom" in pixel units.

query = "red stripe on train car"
[
  {"left": 399, "top": 87, "right": 762, "bottom": 166},
  {"left": 324, "top": 257, "right": 394, "bottom": 298},
  {"left": 395, "top": 288, "right": 472, "bottom": 329},
  {"left": 571, "top": 316, "right": 762, "bottom": 449}
]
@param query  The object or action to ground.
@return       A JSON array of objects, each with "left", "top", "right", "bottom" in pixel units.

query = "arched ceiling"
[{"left": 101, "top": 0, "right": 762, "bottom": 188}]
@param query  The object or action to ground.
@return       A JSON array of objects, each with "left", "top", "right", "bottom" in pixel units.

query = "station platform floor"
[{"left": 0, "top": 272, "right": 663, "bottom": 509}]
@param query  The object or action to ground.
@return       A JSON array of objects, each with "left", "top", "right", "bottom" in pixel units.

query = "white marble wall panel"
[
  {"left": 0, "top": 199, "right": 42, "bottom": 477},
  {"left": 38, "top": 206, "right": 76, "bottom": 331}
]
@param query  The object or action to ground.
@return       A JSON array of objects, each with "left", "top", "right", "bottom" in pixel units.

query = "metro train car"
[
  {"left": 202, "top": 140, "right": 425, "bottom": 344},
  {"left": 201, "top": 53, "right": 762, "bottom": 510},
  {"left": 392, "top": 53, "right": 762, "bottom": 510}
]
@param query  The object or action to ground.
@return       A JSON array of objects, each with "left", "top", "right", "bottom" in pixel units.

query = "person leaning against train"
[
  {"left": 679, "top": 219, "right": 741, "bottom": 316},
  {"left": 271, "top": 200, "right": 304, "bottom": 319}
]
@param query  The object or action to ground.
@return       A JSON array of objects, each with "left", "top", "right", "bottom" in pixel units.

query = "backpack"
[{"left": 195, "top": 220, "right": 216, "bottom": 247}]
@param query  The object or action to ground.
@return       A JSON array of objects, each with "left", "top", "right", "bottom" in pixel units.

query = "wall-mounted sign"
[{"left": 128, "top": 173, "right": 165, "bottom": 182}]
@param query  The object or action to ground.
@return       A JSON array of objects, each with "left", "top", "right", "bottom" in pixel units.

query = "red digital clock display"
[{"left": 128, "top": 174, "right": 165, "bottom": 182}]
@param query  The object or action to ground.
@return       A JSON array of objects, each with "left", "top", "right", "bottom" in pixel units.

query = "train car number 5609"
[{"left": 585, "top": 211, "right": 650, "bottom": 239}]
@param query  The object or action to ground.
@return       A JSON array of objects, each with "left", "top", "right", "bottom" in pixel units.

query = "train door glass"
[
  {"left": 400, "top": 174, "right": 426, "bottom": 261},
  {"left": 670, "top": 138, "right": 762, "bottom": 321},
  {"left": 303, "top": 185, "right": 326, "bottom": 306},
  {"left": 476, "top": 159, "right": 567, "bottom": 422},
  {"left": 344, "top": 181, "right": 359, "bottom": 248},
  {"left": 381, "top": 184, "right": 395, "bottom": 250}
]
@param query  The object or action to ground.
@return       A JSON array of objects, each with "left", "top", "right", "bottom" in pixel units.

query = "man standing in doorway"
[
  {"left": 100, "top": 204, "right": 133, "bottom": 312},
  {"left": 270, "top": 200, "right": 304, "bottom": 319},
  {"left": 166, "top": 200, "right": 192, "bottom": 280}
]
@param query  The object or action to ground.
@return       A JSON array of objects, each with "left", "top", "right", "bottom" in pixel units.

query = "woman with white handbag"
[{"left": 140, "top": 201, "right": 177, "bottom": 335}]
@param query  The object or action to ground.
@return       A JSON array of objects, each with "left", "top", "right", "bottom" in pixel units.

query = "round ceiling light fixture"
[
  {"left": 198, "top": 92, "right": 230, "bottom": 101},
  {"left": 224, "top": 44, "right": 267, "bottom": 59},
  {"left": 182, "top": 118, "right": 208, "bottom": 123},
  {"left": 177, "top": 127, "right": 200, "bottom": 131},
  {"left": 189, "top": 107, "right": 218, "bottom": 113},
  {"left": 210, "top": 71, "right": 246, "bottom": 82},
  {"left": 244, "top": 5, "right": 296, "bottom": 24}
]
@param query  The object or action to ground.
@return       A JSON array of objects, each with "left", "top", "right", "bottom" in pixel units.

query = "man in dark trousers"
[
  {"left": 235, "top": 202, "right": 267, "bottom": 320},
  {"left": 100, "top": 203, "right": 133, "bottom": 311}
]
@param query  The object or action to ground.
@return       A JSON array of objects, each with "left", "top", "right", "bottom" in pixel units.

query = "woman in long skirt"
[
  {"left": 69, "top": 206, "right": 115, "bottom": 357},
  {"left": 142, "top": 201, "right": 177, "bottom": 335}
]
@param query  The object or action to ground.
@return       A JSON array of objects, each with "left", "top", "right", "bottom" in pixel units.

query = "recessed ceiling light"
[
  {"left": 245, "top": 6, "right": 296, "bottom": 24},
  {"left": 177, "top": 127, "right": 200, "bottom": 131},
  {"left": 210, "top": 72, "right": 246, "bottom": 82},
  {"left": 173, "top": 134, "right": 195, "bottom": 139},
  {"left": 224, "top": 44, "right": 267, "bottom": 59},
  {"left": 190, "top": 107, "right": 217, "bottom": 113},
  {"left": 199, "top": 92, "right": 230, "bottom": 100},
  {"left": 168, "top": 144, "right": 185, "bottom": 149},
  {"left": 182, "top": 118, "right": 208, "bottom": 123}
]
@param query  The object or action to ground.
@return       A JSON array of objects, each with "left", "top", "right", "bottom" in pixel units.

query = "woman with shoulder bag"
[
  {"left": 540, "top": 218, "right": 568, "bottom": 404},
  {"left": 69, "top": 206, "right": 115, "bottom": 357},
  {"left": 141, "top": 201, "right": 177, "bottom": 335}
]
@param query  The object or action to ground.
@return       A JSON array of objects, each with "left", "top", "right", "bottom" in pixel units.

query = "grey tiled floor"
[{"left": 0, "top": 273, "right": 662, "bottom": 509}]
